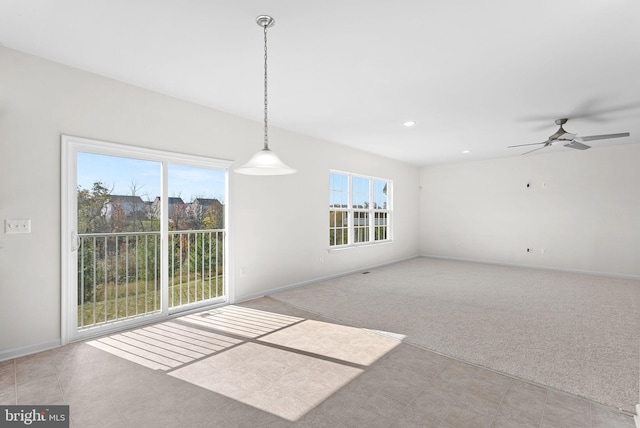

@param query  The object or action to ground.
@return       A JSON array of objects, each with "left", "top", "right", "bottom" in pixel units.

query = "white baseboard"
[
  {"left": 235, "top": 255, "right": 420, "bottom": 303},
  {"left": 420, "top": 254, "right": 640, "bottom": 280},
  {"left": 0, "top": 340, "right": 61, "bottom": 362}
]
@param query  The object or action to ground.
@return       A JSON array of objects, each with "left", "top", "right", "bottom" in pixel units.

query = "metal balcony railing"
[{"left": 77, "top": 229, "right": 225, "bottom": 329}]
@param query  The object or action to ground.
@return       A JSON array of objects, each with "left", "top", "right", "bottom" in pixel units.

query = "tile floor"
[{"left": 0, "top": 297, "right": 635, "bottom": 428}]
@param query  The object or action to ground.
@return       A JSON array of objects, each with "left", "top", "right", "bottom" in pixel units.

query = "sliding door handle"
[{"left": 71, "top": 232, "right": 81, "bottom": 252}]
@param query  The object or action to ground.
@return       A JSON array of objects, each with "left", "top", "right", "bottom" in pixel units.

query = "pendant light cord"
[{"left": 263, "top": 23, "right": 269, "bottom": 150}]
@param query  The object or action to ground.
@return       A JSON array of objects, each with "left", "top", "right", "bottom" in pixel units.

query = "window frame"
[{"left": 329, "top": 170, "right": 392, "bottom": 249}]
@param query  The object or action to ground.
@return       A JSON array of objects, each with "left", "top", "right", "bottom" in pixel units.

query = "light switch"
[{"left": 5, "top": 219, "right": 31, "bottom": 234}]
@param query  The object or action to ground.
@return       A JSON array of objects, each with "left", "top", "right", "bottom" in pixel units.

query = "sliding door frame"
[{"left": 61, "top": 134, "right": 232, "bottom": 344}]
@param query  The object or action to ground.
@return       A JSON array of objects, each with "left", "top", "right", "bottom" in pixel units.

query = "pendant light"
[{"left": 235, "top": 15, "right": 296, "bottom": 175}]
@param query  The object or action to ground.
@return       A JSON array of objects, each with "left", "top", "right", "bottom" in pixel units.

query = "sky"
[
  {"left": 77, "top": 154, "right": 386, "bottom": 207},
  {"left": 77, "top": 152, "right": 226, "bottom": 203}
]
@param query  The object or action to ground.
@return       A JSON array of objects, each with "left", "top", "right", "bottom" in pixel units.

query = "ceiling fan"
[{"left": 508, "top": 118, "right": 630, "bottom": 155}]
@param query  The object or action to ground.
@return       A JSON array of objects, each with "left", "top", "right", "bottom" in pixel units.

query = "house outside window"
[{"left": 329, "top": 171, "right": 392, "bottom": 247}]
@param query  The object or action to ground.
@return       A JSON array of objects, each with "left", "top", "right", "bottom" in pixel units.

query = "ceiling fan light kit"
[
  {"left": 235, "top": 15, "right": 296, "bottom": 176},
  {"left": 508, "top": 118, "right": 631, "bottom": 155}
]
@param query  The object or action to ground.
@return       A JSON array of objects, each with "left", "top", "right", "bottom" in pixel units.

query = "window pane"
[
  {"left": 374, "top": 212, "right": 388, "bottom": 241},
  {"left": 167, "top": 164, "right": 226, "bottom": 231},
  {"left": 329, "top": 210, "right": 349, "bottom": 246},
  {"left": 330, "top": 172, "right": 349, "bottom": 208},
  {"left": 352, "top": 176, "right": 370, "bottom": 209},
  {"left": 77, "top": 152, "right": 161, "bottom": 234},
  {"left": 354, "top": 211, "right": 369, "bottom": 243},
  {"left": 373, "top": 180, "right": 388, "bottom": 210}
]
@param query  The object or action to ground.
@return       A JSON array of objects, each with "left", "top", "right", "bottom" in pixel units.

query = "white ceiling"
[{"left": 1, "top": 0, "right": 639, "bottom": 166}]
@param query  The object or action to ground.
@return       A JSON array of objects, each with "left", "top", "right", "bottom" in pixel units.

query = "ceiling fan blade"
[
  {"left": 579, "top": 132, "right": 630, "bottom": 142},
  {"left": 507, "top": 140, "right": 549, "bottom": 148},
  {"left": 563, "top": 141, "right": 591, "bottom": 150},
  {"left": 521, "top": 145, "right": 548, "bottom": 155}
]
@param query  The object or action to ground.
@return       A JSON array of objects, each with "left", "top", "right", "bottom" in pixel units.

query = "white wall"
[
  {"left": 420, "top": 144, "right": 640, "bottom": 277},
  {"left": 0, "top": 47, "right": 420, "bottom": 356}
]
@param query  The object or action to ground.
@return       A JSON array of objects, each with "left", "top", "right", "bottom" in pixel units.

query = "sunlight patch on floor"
[
  {"left": 259, "top": 319, "right": 401, "bottom": 366},
  {"left": 87, "top": 305, "right": 401, "bottom": 421},
  {"left": 181, "top": 305, "right": 303, "bottom": 338},
  {"left": 87, "top": 320, "right": 242, "bottom": 370},
  {"left": 169, "top": 341, "right": 364, "bottom": 421}
]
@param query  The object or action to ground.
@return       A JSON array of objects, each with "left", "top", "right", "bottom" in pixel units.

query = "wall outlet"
[
  {"left": 319, "top": 256, "right": 325, "bottom": 263},
  {"left": 5, "top": 219, "right": 31, "bottom": 234}
]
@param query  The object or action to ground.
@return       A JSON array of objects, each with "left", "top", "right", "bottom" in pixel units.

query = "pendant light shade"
[
  {"left": 234, "top": 148, "right": 296, "bottom": 175},
  {"left": 235, "top": 15, "right": 296, "bottom": 176}
]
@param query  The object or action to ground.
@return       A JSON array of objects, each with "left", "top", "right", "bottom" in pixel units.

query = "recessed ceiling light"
[
  {"left": 403, "top": 121, "right": 416, "bottom": 127},
  {"left": 462, "top": 150, "right": 470, "bottom": 154}
]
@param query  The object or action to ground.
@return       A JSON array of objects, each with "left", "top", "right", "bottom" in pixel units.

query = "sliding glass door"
[{"left": 62, "top": 135, "right": 230, "bottom": 342}]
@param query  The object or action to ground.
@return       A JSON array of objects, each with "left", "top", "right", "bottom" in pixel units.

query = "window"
[{"left": 329, "top": 171, "right": 392, "bottom": 247}]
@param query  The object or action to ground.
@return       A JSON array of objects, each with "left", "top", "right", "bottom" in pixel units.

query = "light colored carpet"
[{"left": 270, "top": 257, "right": 640, "bottom": 412}]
